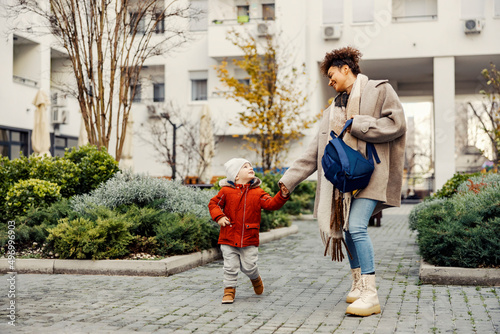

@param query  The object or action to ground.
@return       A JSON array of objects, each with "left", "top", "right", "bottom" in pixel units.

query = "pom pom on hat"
[{"left": 224, "top": 158, "right": 251, "bottom": 183}]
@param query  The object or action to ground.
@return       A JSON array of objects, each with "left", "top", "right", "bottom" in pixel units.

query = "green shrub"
[
  {"left": 154, "top": 214, "right": 218, "bottom": 255},
  {"left": 70, "top": 172, "right": 215, "bottom": 221},
  {"left": 29, "top": 156, "right": 80, "bottom": 198},
  {"left": 64, "top": 144, "right": 120, "bottom": 195},
  {"left": 410, "top": 175, "right": 500, "bottom": 268},
  {"left": 5, "top": 179, "right": 62, "bottom": 217},
  {"left": 129, "top": 236, "right": 159, "bottom": 255},
  {"left": 122, "top": 205, "right": 174, "bottom": 237},
  {"left": 431, "top": 172, "right": 480, "bottom": 199},
  {"left": 261, "top": 210, "right": 291, "bottom": 232},
  {"left": 15, "top": 198, "right": 77, "bottom": 227},
  {"left": 47, "top": 216, "right": 133, "bottom": 260},
  {"left": 0, "top": 222, "right": 52, "bottom": 253}
]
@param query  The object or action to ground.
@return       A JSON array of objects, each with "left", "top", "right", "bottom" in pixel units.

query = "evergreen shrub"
[
  {"left": 47, "top": 216, "right": 133, "bottom": 260},
  {"left": 410, "top": 174, "right": 500, "bottom": 268},
  {"left": 5, "top": 179, "right": 61, "bottom": 217},
  {"left": 260, "top": 210, "right": 291, "bottom": 232},
  {"left": 154, "top": 214, "right": 218, "bottom": 255}
]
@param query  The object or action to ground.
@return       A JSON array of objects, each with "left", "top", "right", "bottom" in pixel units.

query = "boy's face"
[{"left": 235, "top": 163, "right": 255, "bottom": 184}]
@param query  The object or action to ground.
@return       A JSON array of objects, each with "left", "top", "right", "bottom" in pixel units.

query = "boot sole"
[
  {"left": 221, "top": 300, "right": 234, "bottom": 304},
  {"left": 345, "top": 304, "right": 381, "bottom": 316}
]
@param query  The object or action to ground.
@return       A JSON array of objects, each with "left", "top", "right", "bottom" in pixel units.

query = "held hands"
[
  {"left": 217, "top": 216, "right": 231, "bottom": 227},
  {"left": 279, "top": 182, "right": 290, "bottom": 198}
]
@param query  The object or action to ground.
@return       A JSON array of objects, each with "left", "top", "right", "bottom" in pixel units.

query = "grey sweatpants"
[{"left": 220, "top": 244, "right": 260, "bottom": 288}]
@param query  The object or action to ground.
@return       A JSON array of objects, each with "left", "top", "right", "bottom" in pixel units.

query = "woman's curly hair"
[{"left": 320, "top": 46, "right": 363, "bottom": 76}]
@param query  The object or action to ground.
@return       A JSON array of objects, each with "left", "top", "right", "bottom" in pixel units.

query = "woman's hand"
[
  {"left": 217, "top": 217, "right": 231, "bottom": 227},
  {"left": 279, "top": 182, "right": 290, "bottom": 198}
]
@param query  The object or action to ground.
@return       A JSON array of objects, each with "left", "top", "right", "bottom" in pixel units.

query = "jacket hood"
[{"left": 218, "top": 177, "right": 262, "bottom": 189}]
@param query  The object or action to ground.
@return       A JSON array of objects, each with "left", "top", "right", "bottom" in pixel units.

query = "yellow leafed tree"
[{"left": 215, "top": 30, "right": 318, "bottom": 170}]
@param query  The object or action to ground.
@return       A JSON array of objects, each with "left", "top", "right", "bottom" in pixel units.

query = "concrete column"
[{"left": 433, "top": 56, "right": 456, "bottom": 191}]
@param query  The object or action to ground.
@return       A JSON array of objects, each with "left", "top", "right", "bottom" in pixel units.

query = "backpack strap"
[
  {"left": 339, "top": 118, "right": 353, "bottom": 137},
  {"left": 366, "top": 143, "right": 381, "bottom": 164},
  {"left": 330, "top": 132, "right": 350, "bottom": 174}
]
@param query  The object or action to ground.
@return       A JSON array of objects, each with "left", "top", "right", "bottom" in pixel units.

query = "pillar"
[{"left": 433, "top": 56, "right": 456, "bottom": 191}]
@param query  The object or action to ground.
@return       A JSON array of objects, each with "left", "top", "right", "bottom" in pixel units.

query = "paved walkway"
[{"left": 1, "top": 204, "right": 499, "bottom": 333}]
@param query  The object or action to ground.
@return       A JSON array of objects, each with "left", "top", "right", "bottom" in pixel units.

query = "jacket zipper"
[{"left": 240, "top": 186, "right": 249, "bottom": 247}]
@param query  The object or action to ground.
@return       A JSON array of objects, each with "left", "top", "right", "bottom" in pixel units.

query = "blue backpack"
[{"left": 321, "top": 119, "right": 381, "bottom": 193}]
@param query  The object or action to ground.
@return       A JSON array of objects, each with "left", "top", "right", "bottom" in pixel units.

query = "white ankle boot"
[
  {"left": 346, "top": 268, "right": 361, "bottom": 303},
  {"left": 346, "top": 274, "right": 381, "bottom": 316}
]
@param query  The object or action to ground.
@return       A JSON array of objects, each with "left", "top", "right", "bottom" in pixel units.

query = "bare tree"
[
  {"left": 468, "top": 63, "right": 500, "bottom": 163},
  {"left": 139, "top": 102, "right": 222, "bottom": 181},
  {"left": 6, "top": 0, "right": 200, "bottom": 161}
]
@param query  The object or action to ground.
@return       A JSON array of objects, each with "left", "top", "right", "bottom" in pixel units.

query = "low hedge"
[{"left": 409, "top": 173, "right": 500, "bottom": 268}]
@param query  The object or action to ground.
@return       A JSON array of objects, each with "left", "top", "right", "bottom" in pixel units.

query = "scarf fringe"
[{"left": 321, "top": 231, "right": 353, "bottom": 262}]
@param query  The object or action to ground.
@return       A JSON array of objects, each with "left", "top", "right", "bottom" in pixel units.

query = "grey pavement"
[{"left": 1, "top": 204, "right": 499, "bottom": 333}]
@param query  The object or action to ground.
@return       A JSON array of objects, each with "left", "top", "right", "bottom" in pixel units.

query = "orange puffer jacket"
[{"left": 208, "top": 178, "right": 289, "bottom": 248}]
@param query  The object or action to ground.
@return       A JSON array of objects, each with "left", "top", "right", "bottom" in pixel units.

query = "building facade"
[{"left": 1, "top": 0, "right": 499, "bottom": 191}]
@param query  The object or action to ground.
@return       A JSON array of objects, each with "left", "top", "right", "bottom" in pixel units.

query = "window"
[
  {"left": 191, "top": 80, "right": 207, "bottom": 101},
  {"left": 237, "top": 5, "right": 250, "bottom": 23},
  {"left": 130, "top": 83, "right": 142, "bottom": 102},
  {"left": 155, "top": 12, "right": 165, "bottom": 33},
  {"left": 460, "top": 0, "right": 485, "bottom": 19},
  {"left": 262, "top": 4, "right": 275, "bottom": 20},
  {"left": 238, "top": 79, "right": 250, "bottom": 85},
  {"left": 393, "top": 0, "right": 437, "bottom": 21},
  {"left": 190, "top": 71, "right": 208, "bottom": 101},
  {"left": 323, "top": 0, "right": 343, "bottom": 24},
  {"left": 352, "top": 0, "right": 374, "bottom": 23},
  {"left": 13, "top": 35, "right": 40, "bottom": 87},
  {"left": 52, "top": 135, "right": 78, "bottom": 157},
  {"left": 153, "top": 83, "right": 165, "bottom": 102},
  {"left": 129, "top": 12, "right": 145, "bottom": 34},
  {"left": 190, "top": 0, "right": 208, "bottom": 31},
  {"left": 0, "top": 127, "right": 30, "bottom": 159}
]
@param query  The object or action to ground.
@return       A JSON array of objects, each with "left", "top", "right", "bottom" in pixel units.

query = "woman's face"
[{"left": 327, "top": 65, "right": 350, "bottom": 92}]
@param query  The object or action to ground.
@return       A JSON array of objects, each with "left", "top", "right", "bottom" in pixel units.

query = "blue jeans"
[{"left": 344, "top": 198, "right": 378, "bottom": 275}]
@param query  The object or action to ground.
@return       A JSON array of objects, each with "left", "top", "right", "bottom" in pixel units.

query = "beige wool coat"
[{"left": 280, "top": 77, "right": 406, "bottom": 217}]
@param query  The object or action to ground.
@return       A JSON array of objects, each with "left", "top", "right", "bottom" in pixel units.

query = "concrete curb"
[
  {"left": 0, "top": 225, "right": 299, "bottom": 277},
  {"left": 419, "top": 260, "right": 500, "bottom": 286}
]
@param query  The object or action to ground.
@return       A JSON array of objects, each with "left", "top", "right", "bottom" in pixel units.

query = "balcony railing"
[
  {"left": 13, "top": 75, "right": 38, "bottom": 88},
  {"left": 393, "top": 14, "right": 437, "bottom": 22}
]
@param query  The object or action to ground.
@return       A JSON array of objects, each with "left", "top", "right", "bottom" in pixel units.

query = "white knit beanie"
[{"left": 224, "top": 158, "right": 251, "bottom": 183}]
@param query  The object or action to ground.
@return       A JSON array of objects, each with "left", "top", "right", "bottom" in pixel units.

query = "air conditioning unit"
[
  {"left": 51, "top": 107, "right": 68, "bottom": 124},
  {"left": 51, "top": 92, "right": 67, "bottom": 107},
  {"left": 256, "top": 22, "right": 275, "bottom": 37},
  {"left": 464, "top": 19, "right": 483, "bottom": 34},
  {"left": 322, "top": 24, "right": 342, "bottom": 40}
]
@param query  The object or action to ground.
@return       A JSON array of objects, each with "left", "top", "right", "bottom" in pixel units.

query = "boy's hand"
[
  {"left": 279, "top": 182, "right": 290, "bottom": 198},
  {"left": 217, "top": 217, "right": 231, "bottom": 227}
]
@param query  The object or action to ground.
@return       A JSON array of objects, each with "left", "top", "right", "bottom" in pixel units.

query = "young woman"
[{"left": 279, "top": 47, "right": 406, "bottom": 316}]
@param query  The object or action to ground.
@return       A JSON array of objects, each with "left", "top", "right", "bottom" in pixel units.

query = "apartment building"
[{"left": 1, "top": 0, "right": 499, "bottom": 191}]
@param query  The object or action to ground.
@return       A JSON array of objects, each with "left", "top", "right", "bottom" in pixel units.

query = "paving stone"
[{"left": 1, "top": 204, "right": 499, "bottom": 333}]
